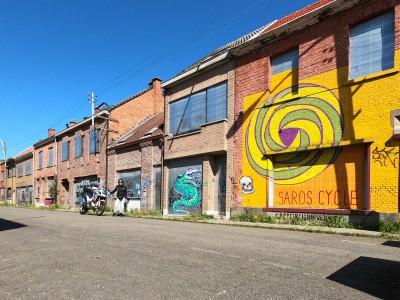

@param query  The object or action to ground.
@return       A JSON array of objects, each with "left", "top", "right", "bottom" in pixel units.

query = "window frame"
[
  {"left": 74, "top": 135, "right": 83, "bottom": 158},
  {"left": 169, "top": 81, "right": 228, "bottom": 135},
  {"left": 62, "top": 141, "right": 70, "bottom": 162},
  {"left": 48, "top": 147, "right": 53, "bottom": 167},
  {"left": 26, "top": 160, "right": 31, "bottom": 176},
  {"left": 349, "top": 11, "right": 395, "bottom": 79},
  {"left": 89, "top": 130, "right": 100, "bottom": 154},
  {"left": 39, "top": 151, "right": 43, "bottom": 169}
]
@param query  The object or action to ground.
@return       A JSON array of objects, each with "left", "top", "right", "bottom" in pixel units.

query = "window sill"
[
  {"left": 265, "top": 138, "right": 374, "bottom": 156},
  {"left": 166, "top": 119, "right": 228, "bottom": 140},
  {"left": 201, "top": 118, "right": 228, "bottom": 127},
  {"left": 165, "top": 129, "right": 201, "bottom": 140},
  {"left": 345, "top": 68, "right": 399, "bottom": 85}
]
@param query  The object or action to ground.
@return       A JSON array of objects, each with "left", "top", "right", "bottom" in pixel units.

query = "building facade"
[
  {"left": 0, "top": 160, "right": 5, "bottom": 202},
  {"left": 231, "top": 0, "right": 400, "bottom": 219},
  {"left": 55, "top": 113, "right": 110, "bottom": 207},
  {"left": 33, "top": 129, "right": 57, "bottom": 206},
  {"left": 14, "top": 147, "right": 34, "bottom": 206},
  {"left": 55, "top": 78, "right": 164, "bottom": 208},
  {"left": 107, "top": 112, "right": 163, "bottom": 211}
]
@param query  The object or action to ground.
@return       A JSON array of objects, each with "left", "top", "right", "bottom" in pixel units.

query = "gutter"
[{"left": 162, "top": 52, "right": 230, "bottom": 88}]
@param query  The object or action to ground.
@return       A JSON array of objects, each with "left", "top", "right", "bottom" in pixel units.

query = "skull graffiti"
[{"left": 239, "top": 176, "right": 254, "bottom": 194}]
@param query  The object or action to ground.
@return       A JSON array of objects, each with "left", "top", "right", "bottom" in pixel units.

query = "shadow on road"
[
  {"left": 382, "top": 240, "right": 400, "bottom": 248},
  {"left": 327, "top": 256, "right": 400, "bottom": 299},
  {"left": 0, "top": 218, "right": 27, "bottom": 232}
]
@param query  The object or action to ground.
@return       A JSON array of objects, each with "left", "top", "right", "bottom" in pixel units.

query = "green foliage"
[
  {"left": 181, "top": 212, "right": 214, "bottom": 221},
  {"left": 379, "top": 221, "right": 400, "bottom": 234},
  {"left": 324, "top": 216, "right": 352, "bottom": 228},
  {"left": 126, "top": 209, "right": 163, "bottom": 217},
  {"left": 48, "top": 177, "right": 58, "bottom": 203},
  {"left": 230, "top": 210, "right": 276, "bottom": 224},
  {"left": 40, "top": 204, "right": 62, "bottom": 210}
]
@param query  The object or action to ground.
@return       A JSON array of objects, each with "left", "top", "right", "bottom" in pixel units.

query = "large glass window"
[
  {"left": 271, "top": 49, "right": 299, "bottom": 75},
  {"left": 89, "top": 130, "right": 99, "bottom": 154},
  {"left": 26, "top": 161, "right": 31, "bottom": 176},
  {"left": 17, "top": 164, "right": 23, "bottom": 177},
  {"left": 62, "top": 141, "right": 70, "bottom": 161},
  {"left": 349, "top": 12, "right": 394, "bottom": 79},
  {"left": 169, "top": 82, "right": 227, "bottom": 135},
  {"left": 118, "top": 169, "right": 141, "bottom": 198},
  {"left": 75, "top": 136, "right": 83, "bottom": 158},
  {"left": 39, "top": 151, "right": 43, "bottom": 169},
  {"left": 48, "top": 148, "right": 53, "bottom": 167}
]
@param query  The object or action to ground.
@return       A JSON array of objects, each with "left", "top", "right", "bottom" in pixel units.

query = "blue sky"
[{"left": 0, "top": 0, "right": 316, "bottom": 157}]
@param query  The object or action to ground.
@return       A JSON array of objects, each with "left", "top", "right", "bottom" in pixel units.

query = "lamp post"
[{"left": 0, "top": 139, "right": 6, "bottom": 204}]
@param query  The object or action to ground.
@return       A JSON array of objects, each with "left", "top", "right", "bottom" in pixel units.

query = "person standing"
[{"left": 109, "top": 179, "right": 128, "bottom": 216}]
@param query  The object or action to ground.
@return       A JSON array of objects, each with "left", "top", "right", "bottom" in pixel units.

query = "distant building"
[
  {"left": 107, "top": 112, "right": 163, "bottom": 211},
  {"left": 33, "top": 129, "right": 57, "bottom": 206},
  {"left": 55, "top": 78, "right": 164, "bottom": 208},
  {"left": 14, "top": 147, "right": 34, "bottom": 206}
]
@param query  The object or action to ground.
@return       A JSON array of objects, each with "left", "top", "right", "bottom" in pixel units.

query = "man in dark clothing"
[{"left": 110, "top": 179, "right": 127, "bottom": 216}]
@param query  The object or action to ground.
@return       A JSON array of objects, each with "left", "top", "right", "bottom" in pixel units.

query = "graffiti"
[
  {"left": 275, "top": 212, "right": 342, "bottom": 222},
  {"left": 245, "top": 83, "right": 344, "bottom": 185},
  {"left": 141, "top": 176, "right": 152, "bottom": 209},
  {"left": 172, "top": 168, "right": 202, "bottom": 214},
  {"left": 372, "top": 147, "right": 398, "bottom": 168},
  {"left": 276, "top": 189, "right": 358, "bottom": 206},
  {"left": 239, "top": 176, "right": 254, "bottom": 194}
]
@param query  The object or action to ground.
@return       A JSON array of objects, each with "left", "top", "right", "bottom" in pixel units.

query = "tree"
[{"left": 48, "top": 176, "right": 58, "bottom": 204}]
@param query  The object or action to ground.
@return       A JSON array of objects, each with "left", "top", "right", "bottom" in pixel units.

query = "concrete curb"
[{"left": 200, "top": 219, "right": 385, "bottom": 237}]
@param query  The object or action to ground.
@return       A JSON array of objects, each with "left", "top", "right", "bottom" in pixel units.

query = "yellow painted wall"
[{"left": 241, "top": 51, "right": 400, "bottom": 213}]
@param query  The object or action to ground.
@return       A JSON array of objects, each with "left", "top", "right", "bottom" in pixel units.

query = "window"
[
  {"left": 271, "top": 49, "right": 299, "bottom": 93},
  {"left": 89, "top": 130, "right": 99, "bottom": 154},
  {"left": 39, "top": 151, "right": 43, "bottom": 169},
  {"left": 48, "top": 148, "right": 53, "bottom": 167},
  {"left": 62, "top": 141, "right": 70, "bottom": 161},
  {"left": 169, "top": 82, "right": 227, "bottom": 135},
  {"left": 271, "top": 49, "right": 299, "bottom": 75},
  {"left": 118, "top": 169, "right": 141, "bottom": 198},
  {"left": 26, "top": 161, "right": 31, "bottom": 176},
  {"left": 75, "top": 136, "right": 83, "bottom": 158},
  {"left": 349, "top": 12, "right": 394, "bottom": 79},
  {"left": 7, "top": 167, "right": 14, "bottom": 178},
  {"left": 1, "top": 171, "right": 4, "bottom": 181},
  {"left": 207, "top": 83, "right": 227, "bottom": 123},
  {"left": 18, "top": 164, "right": 23, "bottom": 177}
]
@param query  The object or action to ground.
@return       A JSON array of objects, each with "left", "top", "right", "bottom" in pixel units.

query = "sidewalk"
[{"left": 199, "top": 219, "right": 385, "bottom": 238}]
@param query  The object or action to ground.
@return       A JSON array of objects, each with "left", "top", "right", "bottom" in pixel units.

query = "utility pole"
[
  {"left": 89, "top": 92, "right": 97, "bottom": 126},
  {"left": 0, "top": 139, "right": 6, "bottom": 204}
]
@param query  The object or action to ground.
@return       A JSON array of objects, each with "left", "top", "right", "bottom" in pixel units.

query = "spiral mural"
[{"left": 245, "top": 83, "right": 344, "bottom": 185}]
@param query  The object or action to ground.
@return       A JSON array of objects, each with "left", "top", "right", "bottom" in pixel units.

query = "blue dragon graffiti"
[{"left": 172, "top": 168, "right": 202, "bottom": 214}]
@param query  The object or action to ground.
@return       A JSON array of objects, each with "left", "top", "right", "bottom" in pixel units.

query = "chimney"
[
  {"left": 48, "top": 129, "right": 55, "bottom": 137},
  {"left": 149, "top": 77, "right": 162, "bottom": 88},
  {"left": 69, "top": 120, "right": 77, "bottom": 127}
]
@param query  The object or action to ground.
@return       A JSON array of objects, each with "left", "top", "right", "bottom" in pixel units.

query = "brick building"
[
  {"left": 14, "top": 147, "right": 34, "bottom": 206},
  {"left": 33, "top": 129, "right": 57, "bottom": 206},
  {"left": 0, "top": 160, "right": 5, "bottom": 202},
  {"left": 161, "top": 27, "right": 272, "bottom": 217},
  {"left": 107, "top": 112, "right": 163, "bottom": 211},
  {"left": 231, "top": 0, "right": 400, "bottom": 220},
  {"left": 55, "top": 78, "right": 164, "bottom": 208}
]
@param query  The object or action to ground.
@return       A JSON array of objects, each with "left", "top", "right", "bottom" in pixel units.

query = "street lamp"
[{"left": 0, "top": 139, "right": 6, "bottom": 204}]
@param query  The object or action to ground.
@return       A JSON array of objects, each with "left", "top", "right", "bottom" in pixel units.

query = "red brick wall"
[
  {"left": 233, "top": 0, "right": 400, "bottom": 204},
  {"left": 109, "top": 78, "right": 164, "bottom": 142}
]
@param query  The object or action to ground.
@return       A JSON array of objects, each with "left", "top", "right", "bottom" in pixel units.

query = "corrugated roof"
[
  {"left": 166, "top": 21, "right": 276, "bottom": 81},
  {"left": 108, "top": 112, "right": 164, "bottom": 149}
]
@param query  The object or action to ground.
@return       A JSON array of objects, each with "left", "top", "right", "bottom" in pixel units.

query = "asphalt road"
[{"left": 0, "top": 207, "right": 399, "bottom": 300}]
